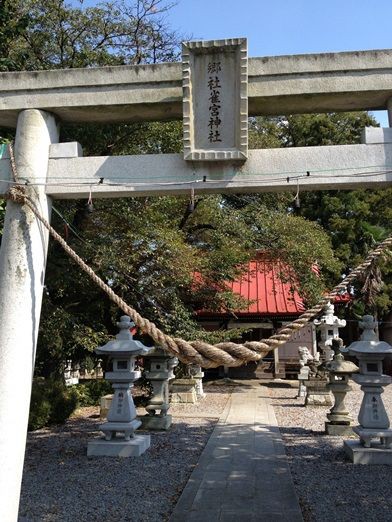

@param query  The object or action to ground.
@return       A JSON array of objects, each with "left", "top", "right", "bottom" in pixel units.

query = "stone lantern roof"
[
  {"left": 96, "top": 316, "right": 150, "bottom": 357},
  {"left": 348, "top": 315, "right": 392, "bottom": 356},
  {"left": 326, "top": 352, "right": 358, "bottom": 374}
]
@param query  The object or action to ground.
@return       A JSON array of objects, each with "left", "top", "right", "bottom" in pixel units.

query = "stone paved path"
[{"left": 169, "top": 384, "right": 303, "bottom": 522}]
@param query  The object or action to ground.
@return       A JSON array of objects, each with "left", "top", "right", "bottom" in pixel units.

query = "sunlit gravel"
[
  {"left": 269, "top": 381, "right": 392, "bottom": 522},
  {"left": 18, "top": 385, "right": 231, "bottom": 521}
]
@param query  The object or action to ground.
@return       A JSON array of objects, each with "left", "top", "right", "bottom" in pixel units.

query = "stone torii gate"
[{"left": 0, "top": 39, "right": 392, "bottom": 519}]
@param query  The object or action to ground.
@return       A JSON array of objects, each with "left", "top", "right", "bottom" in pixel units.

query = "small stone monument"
[
  {"left": 344, "top": 315, "right": 392, "bottom": 464},
  {"left": 314, "top": 301, "right": 346, "bottom": 362},
  {"left": 100, "top": 394, "right": 113, "bottom": 419},
  {"left": 64, "top": 360, "right": 79, "bottom": 386},
  {"left": 95, "top": 359, "right": 103, "bottom": 379},
  {"left": 189, "top": 365, "right": 205, "bottom": 399},
  {"left": 302, "top": 351, "right": 332, "bottom": 406},
  {"left": 87, "top": 316, "right": 152, "bottom": 457},
  {"left": 140, "top": 347, "right": 178, "bottom": 431},
  {"left": 297, "top": 347, "right": 311, "bottom": 398},
  {"left": 170, "top": 377, "right": 198, "bottom": 404},
  {"left": 325, "top": 340, "right": 358, "bottom": 436}
]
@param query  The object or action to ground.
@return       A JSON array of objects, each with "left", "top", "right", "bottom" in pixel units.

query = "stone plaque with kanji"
[{"left": 182, "top": 38, "right": 248, "bottom": 162}]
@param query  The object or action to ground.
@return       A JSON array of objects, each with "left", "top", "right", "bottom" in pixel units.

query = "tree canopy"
[{"left": 249, "top": 113, "right": 392, "bottom": 318}]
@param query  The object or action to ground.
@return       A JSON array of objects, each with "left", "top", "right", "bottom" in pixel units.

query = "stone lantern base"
[
  {"left": 304, "top": 378, "right": 332, "bottom": 406},
  {"left": 88, "top": 418, "right": 151, "bottom": 457},
  {"left": 344, "top": 426, "right": 392, "bottom": 464},
  {"left": 140, "top": 414, "right": 172, "bottom": 431},
  {"left": 325, "top": 422, "right": 354, "bottom": 437},
  {"left": 324, "top": 382, "right": 355, "bottom": 436},
  {"left": 88, "top": 434, "right": 151, "bottom": 457},
  {"left": 170, "top": 378, "right": 197, "bottom": 403}
]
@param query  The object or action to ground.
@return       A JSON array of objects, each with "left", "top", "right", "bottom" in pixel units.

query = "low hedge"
[
  {"left": 28, "top": 379, "right": 113, "bottom": 431},
  {"left": 71, "top": 379, "right": 112, "bottom": 407},
  {"left": 28, "top": 379, "right": 78, "bottom": 431}
]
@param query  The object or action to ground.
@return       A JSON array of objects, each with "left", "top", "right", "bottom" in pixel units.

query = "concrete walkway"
[{"left": 170, "top": 384, "right": 303, "bottom": 522}]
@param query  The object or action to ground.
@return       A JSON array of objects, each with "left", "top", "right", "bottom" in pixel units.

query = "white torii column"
[{"left": 0, "top": 109, "right": 59, "bottom": 521}]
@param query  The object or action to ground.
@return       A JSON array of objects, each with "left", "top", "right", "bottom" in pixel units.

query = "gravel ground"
[
  {"left": 19, "top": 378, "right": 392, "bottom": 521},
  {"left": 18, "top": 385, "right": 232, "bottom": 522},
  {"left": 269, "top": 381, "right": 392, "bottom": 522}
]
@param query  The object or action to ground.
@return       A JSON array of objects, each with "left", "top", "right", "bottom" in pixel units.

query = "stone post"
[
  {"left": 64, "top": 360, "right": 72, "bottom": 385},
  {"left": 189, "top": 365, "right": 206, "bottom": 399},
  {"left": 95, "top": 359, "right": 103, "bottom": 379},
  {"left": 0, "top": 109, "right": 59, "bottom": 521},
  {"left": 344, "top": 316, "right": 392, "bottom": 464},
  {"left": 297, "top": 347, "right": 310, "bottom": 398},
  {"left": 140, "top": 348, "right": 178, "bottom": 430}
]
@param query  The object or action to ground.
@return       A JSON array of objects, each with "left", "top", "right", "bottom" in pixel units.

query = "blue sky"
[
  {"left": 167, "top": 0, "right": 392, "bottom": 126},
  {"left": 165, "top": 0, "right": 392, "bottom": 125},
  {"left": 166, "top": 0, "right": 392, "bottom": 58},
  {"left": 75, "top": 0, "right": 392, "bottom": 57},
  {"left": 74, "top": 0, "right": 392, "bottom": 124}
]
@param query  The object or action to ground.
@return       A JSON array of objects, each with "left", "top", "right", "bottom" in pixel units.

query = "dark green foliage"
[
  {"left": 249, "top": 112, "right": 377, "bottom": 149},
  {"left": 28, "top": 379, "right": 78, "bottom": 430},
  {"left": 0, "top": 0, "right": 29, "bottom": 72},
  {"left": 250, "top": 112, "right": 392, "bottom": 319},
  {"left": 71, "top": 380, "right": 113, "bottom": 407},
  {"left": 5, "top": 0, "right": 182, "bottom": 71}
]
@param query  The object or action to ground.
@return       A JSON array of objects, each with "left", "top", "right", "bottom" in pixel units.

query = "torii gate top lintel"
[
  {"left": 1, "top": 41, "right": 392, "bottom": 199},
  {"left": 0, "top": 46, "right": 392, "bottom": 128}
]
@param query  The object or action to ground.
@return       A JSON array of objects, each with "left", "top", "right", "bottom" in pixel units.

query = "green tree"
[
  {"left": 250, "top": 112, "right": 392, "bottom": 319},
  {"left": 0, "top": 0, "right": 29, "bottom": 72},
  {"left": 6, "top": 0, "right": 181, "bottom": 70}
]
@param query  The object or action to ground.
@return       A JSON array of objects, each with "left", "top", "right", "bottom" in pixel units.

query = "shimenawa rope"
[{"left": 5, "top": 145, "right": 392, "bottom": 368}]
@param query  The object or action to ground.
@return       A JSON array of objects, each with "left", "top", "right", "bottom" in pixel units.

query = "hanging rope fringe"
[{"left": 5, "top": 146, "right": 392, "bottom": 368}]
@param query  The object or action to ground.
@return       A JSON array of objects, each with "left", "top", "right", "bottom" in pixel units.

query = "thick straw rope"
[{"left": 5, "top": 145, "right": 392, "bottom": 368}]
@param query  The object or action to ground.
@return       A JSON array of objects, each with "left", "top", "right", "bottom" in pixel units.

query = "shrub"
[
  {"left": 28, "top": 383, "right": 51, "bottom": 431},
  {"left": 28, "top": 379, "right": 78, "bottom": 431},
  {"left": 71, "top": 379, "right": 112, "bottom": 407}
]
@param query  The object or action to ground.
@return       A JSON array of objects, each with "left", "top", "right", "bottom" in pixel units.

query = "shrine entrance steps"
[{"left": 169, "top": 383, "right": 303, "bottom": 522}]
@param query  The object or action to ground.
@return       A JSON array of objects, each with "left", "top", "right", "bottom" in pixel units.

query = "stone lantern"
[
  {"left": 344, "top": 315, "right": 392, "bottom": 464},
  {"left": 189, "top": 365, "right": 206, "bottom": 399},
  {"left": 140, "top": 347, "right": 178, "bottom": 431},
  {"left": 325, "top": 341, "right": 358, "bottom": 436},
  {"left": 303, "top": 302, "right": 346, "bottom": 407},
  {"left": 314, "top": 301, "right": 346, "bottom": 362},
  {"left": 87, "top": 316, "right": 152, "bottom": 457}
]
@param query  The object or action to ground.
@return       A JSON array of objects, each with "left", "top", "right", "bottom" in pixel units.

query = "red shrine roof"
[
  {"left": 196, "top": 258, "right": 350, "bottom": 318},
  {"left": 197, "top": 259, "right": 305, "bottom": 317}
]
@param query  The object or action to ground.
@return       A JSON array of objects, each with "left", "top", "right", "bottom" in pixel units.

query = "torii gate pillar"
[
  {"left": 0, "top": 109, "right": 59, "bottom": 521},
  {"left": 388, "top": 98, "right": 392, "bottom": 127}
]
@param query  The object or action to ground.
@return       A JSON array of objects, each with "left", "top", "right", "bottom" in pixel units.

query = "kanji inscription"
[
  {"left": 207, "top": 61, "right": 222, "bottom": 144},
  {"left": 182, "top": 38, "right": 248, "bottom": 162}
]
